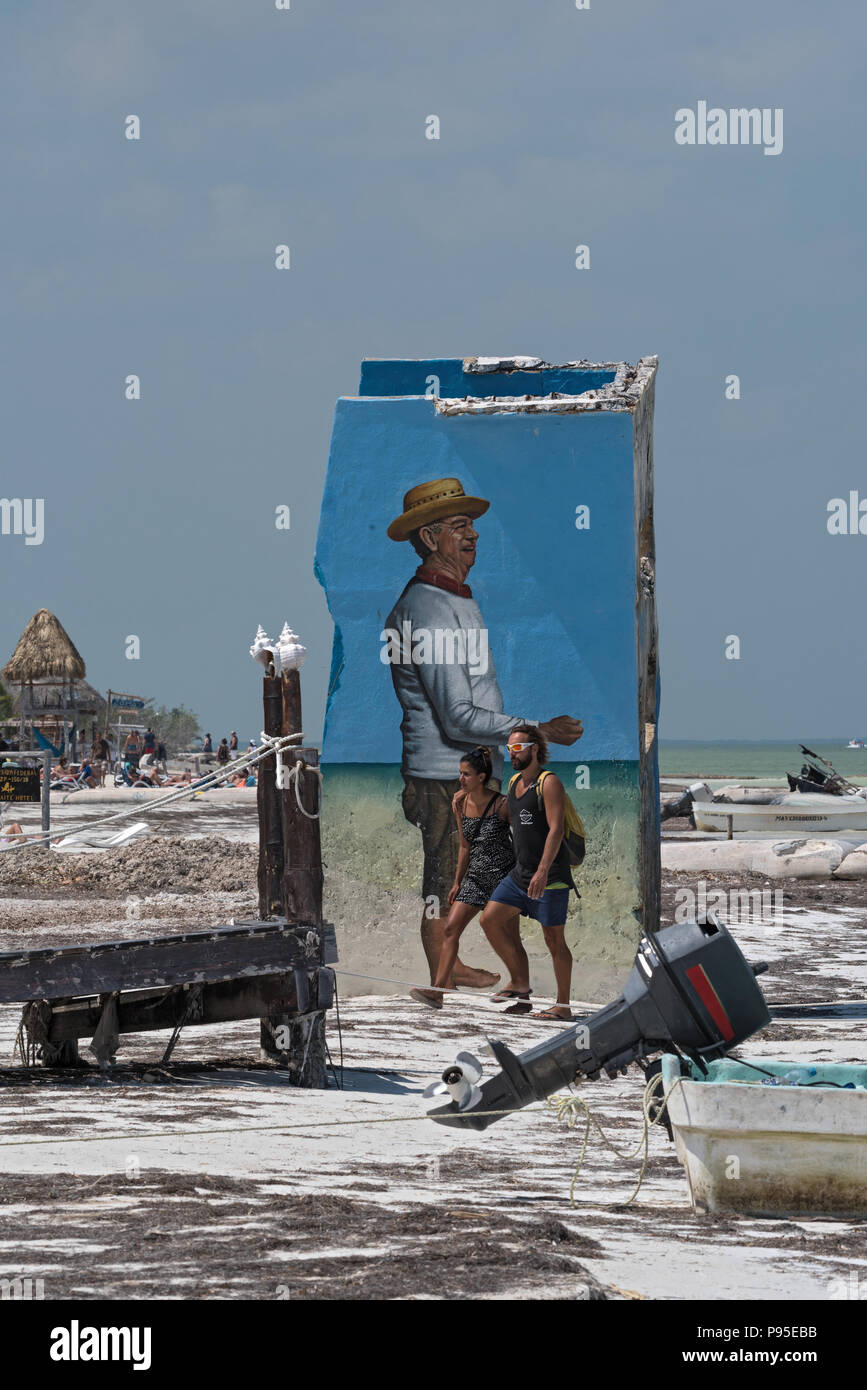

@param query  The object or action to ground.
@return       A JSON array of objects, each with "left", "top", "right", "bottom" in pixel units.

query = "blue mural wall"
[
  {"left": 313, "top": 364, "right": 645, "bottom": 976},
  {"left": 315, "top": 394, "right": 637, "bottom": 766}
]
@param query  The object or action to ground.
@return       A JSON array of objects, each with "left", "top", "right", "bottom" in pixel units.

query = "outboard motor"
[
  {"left": 659, "top": 787, "right": 695, "bottom": 823},
  {"left": 428, "top": 914, "right": 770, "bottom": 1130}
]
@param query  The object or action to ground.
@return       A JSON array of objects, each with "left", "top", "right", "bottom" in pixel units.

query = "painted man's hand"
[{"left": 539, "top": 716, "right": 584, "bottom": 745}]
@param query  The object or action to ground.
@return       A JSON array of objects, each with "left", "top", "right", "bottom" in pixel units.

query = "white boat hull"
[
  {"left": 661, "top": 1056, "right": 867, "bottom": 1216},
  {"left": 692, "top": 794, "right": 867, "bottom": 834}
]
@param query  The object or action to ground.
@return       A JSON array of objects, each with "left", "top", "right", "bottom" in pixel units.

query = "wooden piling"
[
  {"left": 257, "top": 673, "right": 286, "bottom": 920},
  {"left": 257, "top": 663, "right": 328, "bottom": 1083}
]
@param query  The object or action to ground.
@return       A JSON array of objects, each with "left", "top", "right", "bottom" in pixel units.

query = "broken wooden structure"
[{"left": 1, "top": 630, "right": 337, "bottom": 1085}]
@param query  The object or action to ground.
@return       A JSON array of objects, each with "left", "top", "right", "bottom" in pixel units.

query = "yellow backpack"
[{"left": 508, "top": 769, "right": 586, "bottom": 866}]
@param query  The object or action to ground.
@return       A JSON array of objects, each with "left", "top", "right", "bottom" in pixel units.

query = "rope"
[
  {"left": 333, "top": 975, "right": 345, "bottom": 1088},
  {"left": 0, "top": 1067, "right": 688, "bottom": 1214},
  {"left": 330, "top": 966, "right": 598, "bottom": 1013},
  {"left": 548, "top": 1071, "right": 689, "bottom": 1209},
  {"left": 0, "top": 735, "right": 306, "bottom": 851},
  {"left": 287, "top": 759, "right": 322, "bottom": 820},
  {"left": 0, "top": 1104, "right": 553, "bottom": 1149},
  {"left": 256, "top": 734, "right": 321, "bottom": 819}
]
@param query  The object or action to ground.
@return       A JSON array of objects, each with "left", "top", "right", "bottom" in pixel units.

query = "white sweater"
[{"left": 383, "top": 578, "right": 529, "bottom": 781}]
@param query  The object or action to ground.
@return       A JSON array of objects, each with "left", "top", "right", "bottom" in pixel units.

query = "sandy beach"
[{"left": 0, "top": 774, "right": 866, "bottom": 1300}]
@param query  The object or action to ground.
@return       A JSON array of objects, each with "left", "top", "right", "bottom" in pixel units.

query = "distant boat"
[
  {"left": 848, "top": 739, "right": 866, "bottom": 749},
  {"left": 787, "top": 745, "right": 863, "bottom": 797},
  {"left": 663, "top": 745, "right": 867, "bottom": 834}
]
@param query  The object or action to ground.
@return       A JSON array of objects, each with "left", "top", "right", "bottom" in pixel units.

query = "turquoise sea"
[{"left": 659, "top": 741, "right": 867, "bottom": 781}]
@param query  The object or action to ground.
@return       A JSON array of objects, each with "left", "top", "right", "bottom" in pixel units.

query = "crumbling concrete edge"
[{"left": 436, "top": 356, "right": 658, "bottom": 415}]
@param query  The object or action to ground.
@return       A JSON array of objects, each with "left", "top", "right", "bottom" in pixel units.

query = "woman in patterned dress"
[{"left": 410, "top": 746, "right": 515, "bottom": 1009}]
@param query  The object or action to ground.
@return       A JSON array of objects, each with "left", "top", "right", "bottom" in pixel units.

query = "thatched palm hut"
[{"left": 2, "top": 609, "right": 92, "bottom": 752}]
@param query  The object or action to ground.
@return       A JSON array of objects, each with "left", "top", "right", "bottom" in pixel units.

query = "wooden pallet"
[{"left": 3, "top": 919, "right": 338, "bottom": 1074}]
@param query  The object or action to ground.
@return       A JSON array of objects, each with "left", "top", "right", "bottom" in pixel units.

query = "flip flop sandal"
[
  {"left": 410, "top": 988, "right": 444, "bottom": 1010},
  {"left": 490, "top": 988, "right": 532, "bottom": 1004},
  {"left": 533, "top": 1006, "right": 575, "bottom": 1021},
  {"left": 503, "top": 997, "right": 533, "bottom": 1016}
]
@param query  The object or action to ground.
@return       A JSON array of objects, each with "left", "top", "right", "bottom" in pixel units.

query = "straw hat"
[{"left": 387, "top": 478, "right": 490, "bottom": 542}]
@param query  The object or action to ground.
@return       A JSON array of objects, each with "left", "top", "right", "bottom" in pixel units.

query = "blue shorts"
[{"left": 488, "top": 873, "right": 570, "bottom": 926}]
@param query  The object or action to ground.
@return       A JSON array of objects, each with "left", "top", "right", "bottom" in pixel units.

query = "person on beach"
[
  {"left": 156, "top": 769, "right": 192, "bottom": 787},
  {"left": 76, "top": 760, "right": 97, "bottom": 789},
  {"left": 478, "top": 725, "right": 578, "bottom": 1021},
  {"left": 123, "top": 730, "right": 143, "bottom": 769},
  {"left": 410, "top": 746, "right": 515, "bottom": 1009},
  {"left": 217, "top": 738, "right": 230, "bottom": 766},
  {"left": 0, "top": 819, "right": 54, "bottom": 848},
  {"left": 90, "top": 734, "right": 110, "bottom": 787},
  {"left": 385, "top": 477, "right": 583, "bottom": 990},
  {"left": 202, "top": 733, "right": 213, "bottom": 753},
  {"left": 229, "top": 731, "right": 238, "bottom": 755}
]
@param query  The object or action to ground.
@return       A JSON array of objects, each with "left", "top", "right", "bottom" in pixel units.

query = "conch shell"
[
  {"left": 275, "top": 622, "right": 306, "bottom": 673},
  {"left": 249, "top": 625, "right": 275, "bottom": 669}
]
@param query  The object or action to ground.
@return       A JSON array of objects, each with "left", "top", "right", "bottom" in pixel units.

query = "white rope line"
[
  {"left": 0, "top": 735, "right": 306, "bottom": 851},
  {"left": 288, "top": 759, "right": 322, "bottom": 819},
  {"left": 330, "top": 966, "right": 598, "bottom": 1012}
]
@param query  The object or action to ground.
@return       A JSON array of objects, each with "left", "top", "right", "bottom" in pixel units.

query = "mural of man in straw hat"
[{"left": 383, "top": 477, "right": 584, "bottom": 990}]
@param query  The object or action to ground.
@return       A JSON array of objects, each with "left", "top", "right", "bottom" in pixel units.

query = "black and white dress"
[{"left": 455, "top": 795, "right": 516, "bottom": 907}]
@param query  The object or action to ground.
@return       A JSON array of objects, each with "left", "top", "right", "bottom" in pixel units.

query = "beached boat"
[
  {"left": 661, "top": 1054, "right": 867, "bottom": 1216},
  {"left": 787, "top": 744, "right": 862, "bottom": 797},
  {"left": 690, "top": 784, "right": 867, "bottom": 834}
]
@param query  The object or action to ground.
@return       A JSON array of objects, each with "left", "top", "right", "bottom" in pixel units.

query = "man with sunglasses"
[{"left": 481, "top": 724, "right": 577, "bottom": 1020}]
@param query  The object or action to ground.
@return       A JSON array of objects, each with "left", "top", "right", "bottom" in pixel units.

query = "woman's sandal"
[{"left": 533, "top": 1006, "right": 575, "bottom": 1021}]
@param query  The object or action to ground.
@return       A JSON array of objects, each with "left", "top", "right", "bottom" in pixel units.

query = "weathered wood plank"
[
  {"left": 633, "top": 364, "right": 661, "bottom": 937},
  {"left": 281, "top": 746, "right": 324, "bottom": 925},
  {"left": 43, "top": 972, "right": 313, "bottom": 1042},
  {"left": 0, "top": 921, "right": 320, "bottom": 1004}
]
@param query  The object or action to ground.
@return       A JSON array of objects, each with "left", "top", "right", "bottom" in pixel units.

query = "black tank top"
[{"left": 506, "top": 774, "right": 574, "bottom": 891}]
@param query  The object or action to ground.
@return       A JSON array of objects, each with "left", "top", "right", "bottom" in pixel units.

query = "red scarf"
[{"left": 415, "top": 566, "right": 473, "bottom": 599}]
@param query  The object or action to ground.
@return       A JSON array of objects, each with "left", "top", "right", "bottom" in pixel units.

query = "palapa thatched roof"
[
  {"left": 8, "top": 677, "right": 106, "bottom": 715},
  {"left": 2, "top": 609, "right": 86, "bottom": 684}
]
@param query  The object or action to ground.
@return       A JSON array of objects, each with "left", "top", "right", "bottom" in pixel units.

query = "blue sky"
[{"left": 2, "top": 0, "right": 865, "bottom": 743}]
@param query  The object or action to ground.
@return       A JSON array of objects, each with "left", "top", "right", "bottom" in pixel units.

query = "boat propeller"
[{"left": 422, "top": 1050, "right": 484, "bottom": 1112}]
